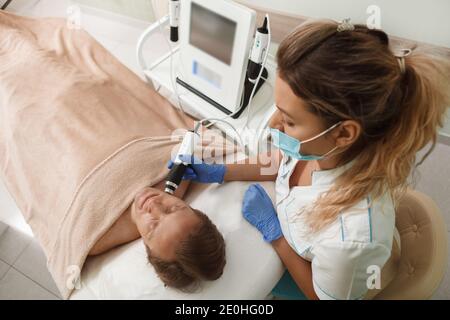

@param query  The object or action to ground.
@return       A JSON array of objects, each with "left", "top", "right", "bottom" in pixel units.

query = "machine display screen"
[{"left": 190, "top": 2, "right": 236, "bottom": 65}]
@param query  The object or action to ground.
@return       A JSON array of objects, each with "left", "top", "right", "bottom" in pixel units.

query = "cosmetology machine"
[
  {"left": 176, "top": 0, "right": 269, "bottom": 118},
  {"left": 136, "top": 0, "right": 272, "bottom": 195}
]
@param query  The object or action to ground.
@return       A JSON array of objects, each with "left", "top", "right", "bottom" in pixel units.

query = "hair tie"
[
  {"left": 337, "top": 18, "right": 355, "bottom": 32},
  {"left": 394, "top": 48, "right": 412, "bottom": 74}
]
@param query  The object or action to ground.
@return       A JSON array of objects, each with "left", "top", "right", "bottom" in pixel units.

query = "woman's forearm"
[
  {"left": 224, "top": 163, "right": 277, "bottom": 181},
  {"left": 224, "top": 152, "right": 280, "bottom": 182},
  {"left": 272, "top": 237, "right": 320, "bottom": 300}
]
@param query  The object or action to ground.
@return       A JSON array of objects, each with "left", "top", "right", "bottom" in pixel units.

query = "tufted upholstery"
[{"left": 373, "top": 189, "right": 448, "bottom": 300}]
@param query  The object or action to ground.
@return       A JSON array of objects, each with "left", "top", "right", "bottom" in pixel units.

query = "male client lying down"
[
  {"left": 89, "top": 181, "right": 226, "bottom": 290},
  {"left": 0, "top": 11, "right": 230, "bottom": 298}
]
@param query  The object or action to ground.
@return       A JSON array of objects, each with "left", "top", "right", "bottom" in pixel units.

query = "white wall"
[
  {"left": 240, "top": 0, "right": 450, "bottom": 48},
  {"left": 72, "top": 0, "right": 156, "bottom": 22}
]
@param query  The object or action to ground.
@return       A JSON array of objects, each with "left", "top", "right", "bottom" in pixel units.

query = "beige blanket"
[{"left": 0, "top": 12, "right": 197, "bottom": 299}]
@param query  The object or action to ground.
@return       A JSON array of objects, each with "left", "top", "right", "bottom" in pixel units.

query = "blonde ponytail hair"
[{"left": 277, "top": 19, "right": 450, "bottom": 232}]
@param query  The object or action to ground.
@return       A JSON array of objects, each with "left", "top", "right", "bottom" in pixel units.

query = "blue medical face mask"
[{"left": 270, "top": 122, "right": 342, "bottom": 161}]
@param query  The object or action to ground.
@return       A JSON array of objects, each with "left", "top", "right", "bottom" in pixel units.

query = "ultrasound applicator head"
[{"left": 165, "top": 163, "right": 187, "bottom": 194}]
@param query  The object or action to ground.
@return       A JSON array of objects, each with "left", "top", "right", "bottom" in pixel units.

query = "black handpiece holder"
[{"left": 237, "top": 63, "right": 269, "bottom": 118}]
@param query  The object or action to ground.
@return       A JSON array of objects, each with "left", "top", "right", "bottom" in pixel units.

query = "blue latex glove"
[
  {"left": 167, "top": 154, "right": 227, "bottom": 184},
  {"left": 242, "top": 184, "right": 283, "bottom": 243}
]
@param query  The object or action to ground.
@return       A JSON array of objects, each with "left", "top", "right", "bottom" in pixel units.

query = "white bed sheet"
[{"left": 70, "top": 181, "right": 284, "bottom": 300}]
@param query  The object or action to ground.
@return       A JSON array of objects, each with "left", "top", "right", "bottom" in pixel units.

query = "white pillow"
[{"left": 70, "top": 181, "right": 284, "bottom": 300}]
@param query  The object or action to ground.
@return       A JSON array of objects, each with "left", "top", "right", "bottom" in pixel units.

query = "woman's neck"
[{"left": 316, "top": 155, "right": 342, "bottom": 171}]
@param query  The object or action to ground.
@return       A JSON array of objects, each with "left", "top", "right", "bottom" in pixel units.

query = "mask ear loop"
[
  {"left": 302, "top": 121, "right": 343, "bottom": 144},
  {"left": 317, "top": 146, "right": 340, "bottom": 160},
  {"left": 300, "top": 121, "right": 343, "bottom": 159}
]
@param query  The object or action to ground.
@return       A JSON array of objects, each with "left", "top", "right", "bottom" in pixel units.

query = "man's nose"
[{"left": 147, "top": 200, "right": 164, "bottom": 218}]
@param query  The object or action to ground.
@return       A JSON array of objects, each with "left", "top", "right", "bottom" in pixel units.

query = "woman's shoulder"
[{"left": 339, "top": 192, "right": 395, "bottom": 248}]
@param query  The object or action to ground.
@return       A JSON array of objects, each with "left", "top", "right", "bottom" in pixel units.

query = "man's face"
[{"left": 131, "top": 187, "right": 200, "bottom": 261}]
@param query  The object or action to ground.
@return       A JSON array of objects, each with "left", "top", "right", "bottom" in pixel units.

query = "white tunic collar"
[{"left": 282, "top": 157, "right": 356, "bottom": 187}]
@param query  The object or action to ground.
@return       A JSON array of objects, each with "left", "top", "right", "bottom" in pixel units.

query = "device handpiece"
[
  {"left": 165, "top": 162, "right": 188, "bottom": 194},
  {"left": 169, "top": 0, "right": 180, "bottom": 42},
  {"left": 165, "top": 129, "right": 200, "bottom": 194},
  {"left": 248, "top": 17, "right": 269, "bottom": 83}
]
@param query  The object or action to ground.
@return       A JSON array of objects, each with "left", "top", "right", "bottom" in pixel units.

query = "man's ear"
[{"left": 334, "top": 120, "right": 361, "bottom": 148}]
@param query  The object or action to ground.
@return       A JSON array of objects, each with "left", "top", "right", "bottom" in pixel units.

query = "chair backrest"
[{"left": 374, "top": 189, "right": 448, "bottom": 299}]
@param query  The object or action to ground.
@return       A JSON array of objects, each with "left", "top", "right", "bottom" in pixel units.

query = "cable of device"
[
  {"left": 244, "top": 14, "right": 271, "bottom": 130},
  {"left": 150, "top": 2, "right": 271, "bottom": 156},
  {"left": 151, "top": 0, "right": 186, "bottom": 115},
  {"left": 1, "top": 0, "right": 13, "bottom": 10},
  {"left": 197, "top": 14, "right": 272, "bottom": 156}
]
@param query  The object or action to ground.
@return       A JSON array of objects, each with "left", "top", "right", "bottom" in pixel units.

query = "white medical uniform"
[{"left": 276, "top": 155, "right": 398, "bottom": 300}]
